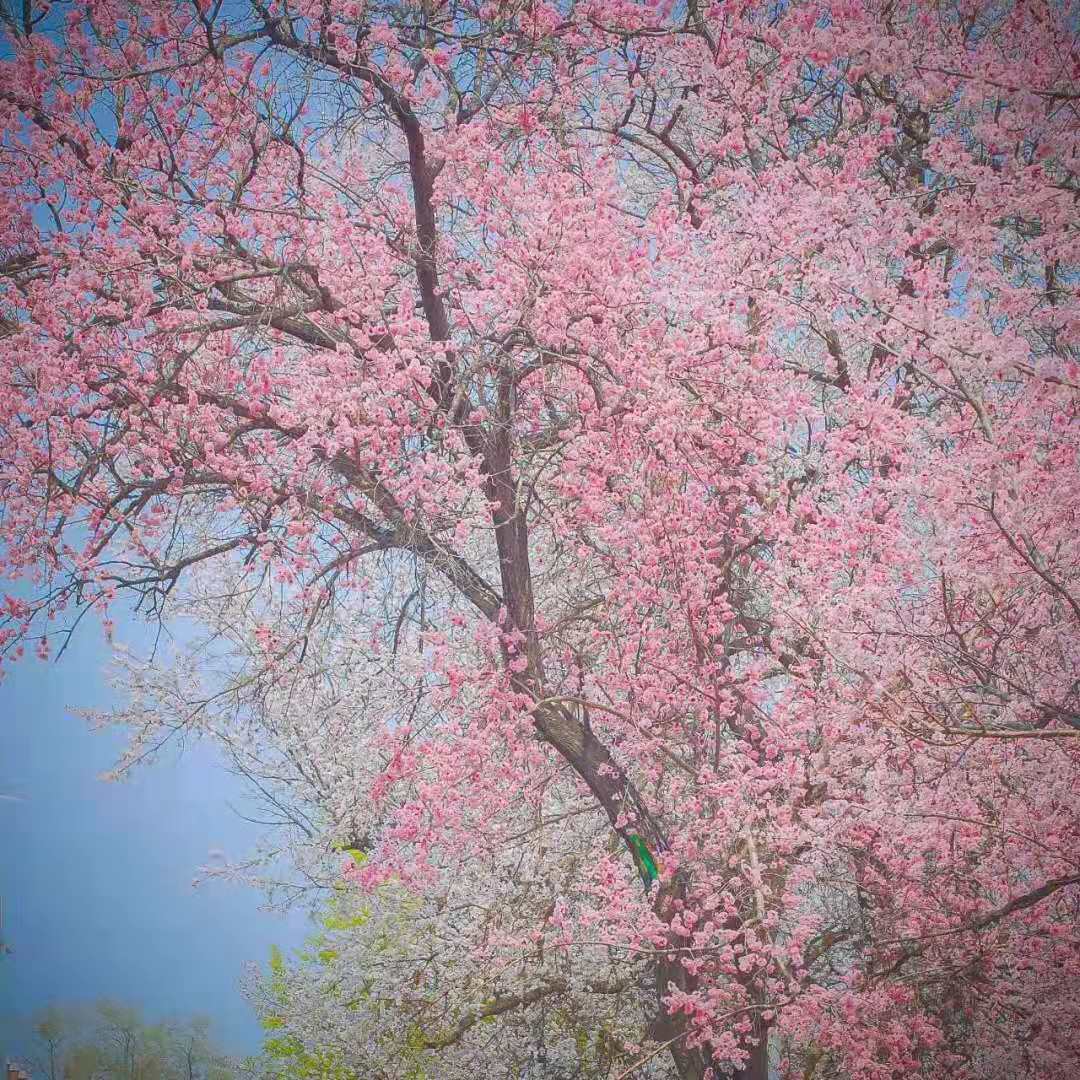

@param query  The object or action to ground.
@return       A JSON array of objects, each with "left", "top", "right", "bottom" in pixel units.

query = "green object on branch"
[{"left": 628, "top": 834, "right": 660, "bottom": 884}]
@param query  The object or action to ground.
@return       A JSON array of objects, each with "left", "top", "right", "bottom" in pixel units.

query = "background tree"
[
  {"left": 32, "top": 1005, "right": 67, "bottom": 1080},
  {"left": 13, "top": 1002, "right": 234, "bottom": 1080},
  {"left": 2, "top": 1, "right": 1079, "bottom": 1077}
]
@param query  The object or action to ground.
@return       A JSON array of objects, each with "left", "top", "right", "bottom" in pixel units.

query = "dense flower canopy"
[{"left": 1, "top": 1, "right": 1079, "bottom": 1077}]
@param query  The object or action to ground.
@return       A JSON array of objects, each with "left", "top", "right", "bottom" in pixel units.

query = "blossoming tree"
[{"left": 2, "top": 1, "right": 1078, "bottom": 1076}]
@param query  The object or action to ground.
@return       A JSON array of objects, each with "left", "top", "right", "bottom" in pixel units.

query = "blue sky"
[{"left": 0, "top": 613, "right": 311, "bottom": 1060}]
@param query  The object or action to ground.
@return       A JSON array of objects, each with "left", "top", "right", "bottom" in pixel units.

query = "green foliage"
[
  {"left": 248, "top": 881, "right": 639, "bottom": 1080},
  {"left": 253, "top": 886, "right": 440, "bottom": 1080},
  {"left": 258, "top": 942, "right": 357, "bottom": 1080},
  {"left": 261, "top": 1033, "right": 354, "bottom": 1080}
]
